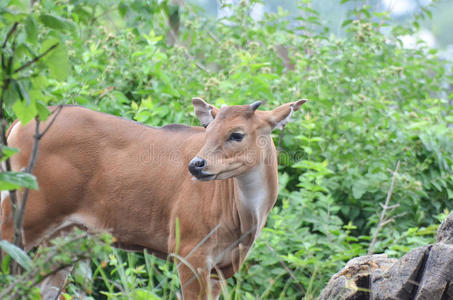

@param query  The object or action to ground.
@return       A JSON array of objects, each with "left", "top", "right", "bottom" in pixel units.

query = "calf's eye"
[{"left": 228, "top": 132, "right": 244, "bottom": 142}]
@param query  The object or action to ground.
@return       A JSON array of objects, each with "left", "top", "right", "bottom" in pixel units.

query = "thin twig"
[
  {"left": 206, "top": 30, "right": 220, "bottom": 44},
  {"left": 368, "top": 160, "right": 401, "bottom": 255},
  {"left": 153, "top": 223, "right": 221, "bottom": 290},
  {"left": 5, "top": 258, "right": 85, "bottom": 300},
  {"left": 265, "top": 243, "right": 306, "bottom": 295},
  {"left": 0, "top": 231, "right": 91, "bottom": 299},
  {"left": 160, "top": 11, "right": 210, "bottom": 74},
  {"left": 181, "top": 226, "right": 257, "bottom": 290},
  {"left": 13, "top": 119, "right": 40, "bottom": 248},
  {"left": 379, "top": 203, "right": 399, "bottom": 210},
  {"left": 13, "top": 43, "right": 58, "bottom": 74},
  {"left": 1, "top": 23, "right": 19, "bottom": 70},
  {"left": 39, "top": 105, "right": 63, "bottom": 138},
  {"left": 377, "top": 0, "right": 395, "bottom": 30},
  {"left": 91, "top": 5, "right": 118, "bottom": 25},
  {"left": 15, "top": 106, "right": 64, "bottom": 248},
  {"left": 2, "top": 22, "right": 18, "bottom": 49},
  {"left": 180, "top": 223, "right": 221, "bottom": 263},
  {"left": 0, "top": 22, "right": 19, "bottom": 262},
  {"left": 183, "top": 3, "right": 220, "bottom": 44}
]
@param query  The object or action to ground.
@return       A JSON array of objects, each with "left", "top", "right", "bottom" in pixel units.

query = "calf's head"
[{"left": 188, "top": 98, "right": 307, "bottom": 181}]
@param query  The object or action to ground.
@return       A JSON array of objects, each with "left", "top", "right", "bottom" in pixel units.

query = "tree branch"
[
  {"left": 266, "top": 243, "right": 306, "bottom": 295},
  {"left": 13, "top": 119, "right": 40, "bottom": 248},
  {"left": 182, "top": 3, "right": 220, "bottom": 44},
  {"left": 0, "top": 22, "right": 20, "bottom": 266},
  {"left": 1, "top": 23, "right": 19, "bottom": 71},
  {"left": 14, "top": 106, "right": 64, "bottom": 249},
  {"left": 38, "top": 105, "right": 63, "bottom": 138},
  {"left": 368, "top": 160, "right": 401, "bottom": 255},
  {"left": 0, "top": 231, "right": 91, "bottom": 299},
  {"left": 2, "top": 22, "right": 18, "bottom": 49},
  {"left": 13, "top": 43, "right": 58, "bottom": 74},
  {"left": 160, "top": 11, "right": 210, "bottom": 74}
]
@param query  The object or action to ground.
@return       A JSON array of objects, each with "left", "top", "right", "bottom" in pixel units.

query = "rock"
[
  {"left": 437, "top": 213, "right": 453, "bottom": 244},
  {"left": 320, "top": 213, "right": 453, "bottom": 300},
  {"left": 318, "top": 254, "right": 396, "bottom": 300},
  {"left": 371, "top": 245, "right": 431, "bottom": 300},
  {"left": 413, "top": 243, "right": 453, "bottom": 300}
]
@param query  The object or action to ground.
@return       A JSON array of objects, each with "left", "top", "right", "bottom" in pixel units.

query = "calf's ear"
[
  {"left": 261, "top": 99, "right": 307, "bottom": 130},
  {"left": 192, "top": 97, "right": 220, "bottom": 127}
]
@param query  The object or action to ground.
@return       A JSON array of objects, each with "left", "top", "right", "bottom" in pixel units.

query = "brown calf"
[{"left": 1, "top": 98, "right": 306, "bottom": 299}]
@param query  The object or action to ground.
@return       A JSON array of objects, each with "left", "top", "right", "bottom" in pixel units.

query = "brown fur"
[{"left": 1, "top": 99, "right": 306, "bottom": 299}]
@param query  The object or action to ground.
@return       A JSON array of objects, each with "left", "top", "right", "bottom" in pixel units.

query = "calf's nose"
[{"left": 188, "top": 157, "right": 207, "bottom": 175}]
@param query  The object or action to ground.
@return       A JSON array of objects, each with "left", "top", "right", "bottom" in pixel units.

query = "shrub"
[{"left": 1, "top": 0, "right": 452, "bottom": 298}]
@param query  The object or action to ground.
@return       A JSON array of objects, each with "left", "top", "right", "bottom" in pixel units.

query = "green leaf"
[
  {"left": 25, "top": 16, "right": 38, "bottom": 44},
  {"left": 175, "top": 218, "right": 180, "bottom": 255},
  {"left": 0, "top": 145, "right": 19, "bottom": 162},
  {"left": 118, "top": 3, "right": 128, "bottom": 18},
  {"left": 41, "top": 40, "right": 70, "bottom": 81},
  {"left": 2, "top": 251, "right": 11, "bottom": 274},
  {"left": 36, "top": 100, "right": 50, "bottom": 121},
  {"left": 74, "top": 96, "right": 89, "bottom": 105},
  {"left": 0, "top": 171, "right": 38, "bottom": 190},
  {"left": 447, "top": 188, "right": 453, "bottom": 200},
  {"left": 13, "top": 99, "right": 37, "bottom": 125},
  {"left": 29, "top": 88, "right": 45, "bottom": 103},
  {"left": 3, "top": 81, "right": 20, "bottom": 107},
  {"left": 342, "top": 19, "right": 353, "bottom": 27},
  {"left": 39, "top": 14, "right": 68, "bottom": 31},
  {"left": 31, "top": 74, "right": 49, "bottom": 89},
  {"left": 15, "top": 80, "right": 30, "bottom": 105},
  {"left": 352, "top": 179, "right": 369, "bottom": 199},
  {"left": 131, "top": 289, "right": 160, "bottom": 300},
  {"left": 111, "top": 91, "right": 129, "bottom": 104},
  {"left": 0, "top": 240, "right": 32, "bottom": 271}
]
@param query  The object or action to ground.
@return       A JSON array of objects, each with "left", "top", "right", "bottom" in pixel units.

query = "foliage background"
[{"left": 1, "top": 0, "right": 452, "bottom": 299}]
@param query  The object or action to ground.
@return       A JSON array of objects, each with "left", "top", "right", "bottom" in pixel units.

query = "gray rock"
[
  {"left": 437, "top": 213, "right": 453, "bottom": 244},
  {"left": 318, "top": 254, "right": 396, "bottom": 300},
  {"left": 371, "top": 245, "right": 431, "bottom": 300},
  {"left": 320, "top": 212, "right": 453, "bottom": 300},
  {"left": 414, "top": 243, "right": 453, "bottom": 300}
]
